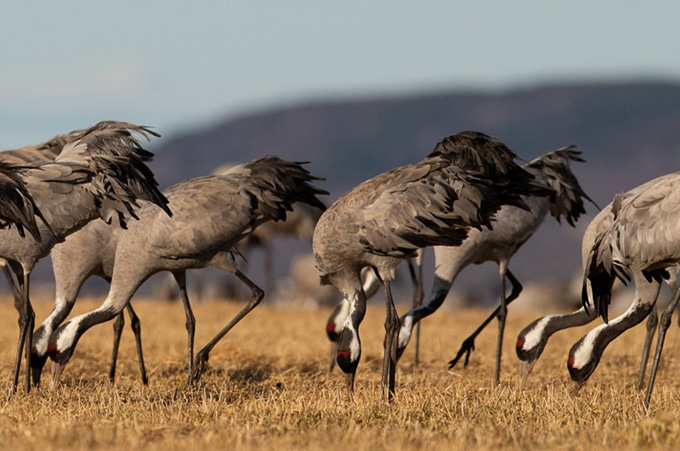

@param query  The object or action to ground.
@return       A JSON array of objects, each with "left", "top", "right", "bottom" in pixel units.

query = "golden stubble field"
[{"left": 1, "top": 296, "right": 680, "bottom": 450}]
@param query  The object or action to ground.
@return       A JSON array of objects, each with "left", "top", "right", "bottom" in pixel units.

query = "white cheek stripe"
[
  {"left": 398, "top": 315, "right": 414, "bottom": 348},
  {"left": 343, "top": 302, "right": 361, "bottom": 361},
  {"left": 522, "top": 317, "right": 551, "bottom": 350},
  {"left": 571, "top": 313, "right": 626, "bottom": 369},
  {"left": 56, "top": 320, "right": 80, "bottom": 350},
  {"left": 336, "top": 298, "right": 350, "bottom": 326},
  {"left": 34, "top": 330, "right": 51, "bottom": 354}
]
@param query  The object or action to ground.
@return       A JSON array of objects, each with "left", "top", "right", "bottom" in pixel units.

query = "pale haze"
[{"left": 1, "top": 1, "right": 679, "bottom": 147}]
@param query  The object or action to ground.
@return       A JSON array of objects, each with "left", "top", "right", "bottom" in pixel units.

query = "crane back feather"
[
  {"left": 525, "top": 146, "right": 598, "bottom": 226},
  {"left": 19, "top": 121, "right": 170, "bottom": 237},
  {"left": 582, "top": 172, "right": 680, "bottom": 322},
  {"left": 0, "top": 162, "right": 45, "bottom": 240},
  {"left": 145, "top": 156, "right": 327, "bottom": 259},
  {"left": 314, "top": 131, "right": 555, "bottom": 281}
]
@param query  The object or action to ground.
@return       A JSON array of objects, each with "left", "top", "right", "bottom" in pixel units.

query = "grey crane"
[
  {"left": 45, "top": 156, "right": 327, "bottom": 385},
  {"left": 313, "top": 131, "right": 552, "bottom": 402},
  {"left": 569, "top": 171, "right": 680, "bottom": 407},
  {"left": 0, "top": 121, "right": 171, "bottom": 394},
  {"left": 397, "top": 147, "right": 594, "bottom": 385},
  {"left": 1, "top": 127, "right": 148, "bottom": 387},
  {"left": 516, "top": 193, "right": 678, "bottom": 388},
  {"left": 325, "top": 148, "right": 593, "bottom": 386},
  {"left": 29, "top": 219, "right": 147, "bottom": 386}
]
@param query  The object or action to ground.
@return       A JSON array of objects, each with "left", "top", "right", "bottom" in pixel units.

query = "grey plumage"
[
  {"left": 0, "top": 162, "right": 45, "bottom": 241},
  {"left": 570, "top": 171, "right": 680, "bottom": 407},
  {"left": 46, "top": 156, "right": 327, "bottom": 385},
  {"left": 0, "top": 121, "right": 169, "bottom": 394},
  {"left": 524, "top": 146, "right": 598, "bottom": 226},
  {"left": 399, "top": 147, "right": 594, "bottom": 384},
  {"left": 582, "top": 172, "right": 680, "bottom": 322},
  {"left": 0, "top": 134, "right": 70, "bottom": 165},
  {"left": 326, "top": 146, "right": 594, "bottom": 386},
  {"left": 0, "top": 128, "right": 86, "bottom": 240},
  {"left": 516, "top": 174, "right": 680, "bottom": 388},
  {"left": 313, "top": 131, "right": 552, "bottom": 401},
  {"left": 29, "top": 220, "right": 147, "bottom": 386}
]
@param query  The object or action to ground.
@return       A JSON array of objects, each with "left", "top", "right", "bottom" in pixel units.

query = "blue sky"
[{"left": 1, "top": 1, "right": 679, "bottom": 147}]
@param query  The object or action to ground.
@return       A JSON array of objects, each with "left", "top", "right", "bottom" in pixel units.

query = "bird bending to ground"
[
  {"left": 515, "top": 190, "right": 678, "bottom": 388},
  {"left": 0, "top": 121, "right": 171, "bottom": 394},
  {"left": 568, "top": 171, "right": 680, "bottom": 407},
  {"left": 1, "top": 127, "right": 149, "bottom": 387},
  {"left": 325, "top": 250, "right": 423, "bottom": 372},
  {"left": 313, "top": 131, "right": 552, "bottom": 402},
  {"left": 29, "top": 220, "right": 147, "bottom": 386},
  {"left": 395, "top": 147, "right": 594, "bottom": 385},
  {"left": 46, "top": 156, "right": 327, "bottom": 385}
]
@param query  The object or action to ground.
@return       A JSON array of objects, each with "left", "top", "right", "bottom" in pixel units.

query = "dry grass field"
[{"left": 1, "top": 296, "right": 680, "bottom": 450}]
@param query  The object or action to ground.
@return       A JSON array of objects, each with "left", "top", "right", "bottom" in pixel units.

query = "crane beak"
[
  {"left": 570, "top": 380, "right": 586, "bottom": 397},
  {"left": 345, "top": 372, "right": 355, "bottom": 402},
  {"left": 328, "top": 343, "right": 337, "bottom": 373},
  {"left": 31, "top": 363, "right": 44, "bottom": 388},
  {"left": 51, "top": 362, "right": 66, "bottom": 389},
  {"left": 518, "top": 360, "right": 535, "bottom": 388}
]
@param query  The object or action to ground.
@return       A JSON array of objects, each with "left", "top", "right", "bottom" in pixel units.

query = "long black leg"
[
  {"left": 637, "top": 307, "right": 658, "bottom": 390},
  {"left": 381, "top": 280, "right": 400, "bottom": 403},
  {"left": 11, "top": 269, "right": 34, "bottom": 395},
  {"left": 10, "top": 270, "right": 26, "bottom": 396},
  {"left": 448, "top": 269, "right": 522, "bottom": 369},
  {"left": 126, "top": 303, "right": 148, "bottom": 385},
  {"left": 192, "top": 269, "right": 264, "bottom": 383},
  {"left": 173, "top": 271, "right": 196, "bottom": 384},
  {"left": 493, "top": 263, "right": 508, "bottom": 386},
  {"left": 645, "top": 286, "right": 680, "bottom": 407},
  {"left": 109, "top": 312, "right": 125, "bottom": 383}
]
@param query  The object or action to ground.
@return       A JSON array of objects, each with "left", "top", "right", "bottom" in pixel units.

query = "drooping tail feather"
[
  {"left": 222, "top": 156, "right": 327, "bottom": 224},
  {"left": 582, "top": 229, "right": 630, "bottom": 323},
  {"left": 428, "top": 131, "right": 555, "bottom": 230},
  {"left": 56, "top": 122, "right": 171, "bottom": 225},
  {"left": 525, "top": 146, "right": 599, "bottom": 226},
  {"left": 0, "top": 162, "right": 44, "bottom": 240}
]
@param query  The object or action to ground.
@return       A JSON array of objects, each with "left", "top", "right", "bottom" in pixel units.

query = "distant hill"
[
  {"left": 153, "top": 81, "right": 680, "bottom": 195},
  {"left": 144, "top": 81, "right": 680, "bottom": 298},
  {"left": 18, "top": 81, "right": 680, "bottom": 301}
]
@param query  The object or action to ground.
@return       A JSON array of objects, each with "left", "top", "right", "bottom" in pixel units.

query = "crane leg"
[
  {"left": 127, "top": 303, "right": 148, "bottom": 385},
  {"left": 381, "top": 279, "right": 400, "bottom": 403},
  {"left": 192, "top": 269, "right": 264, "bottom": 384},
  {"left": 645, "top": 285, "right": 680, "bottom": 407},
  {"left": 448, "top": 269, "right": 522, "bottom": 370},
  {"left": 109, "top": 311, "right": 125, "bottom": 383},
  {"left": 493, "top": 262, "right": 509, "bottom": 386},
  {"left": 11, "top": 269, "right": 33, "bottom": 394},
  {"left": 637, "top": 307, "right": 658, "bottom": 390},
  {"left": 173, "top": 271, "right": 196, "bottom": 385}
]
